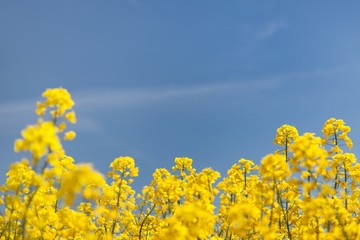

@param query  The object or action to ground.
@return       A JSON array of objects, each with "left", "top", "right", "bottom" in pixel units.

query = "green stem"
[{"left": 138, "top": 204, "right": 156, "bottom": 240}]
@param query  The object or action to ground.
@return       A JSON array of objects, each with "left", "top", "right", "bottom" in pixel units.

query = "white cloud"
[
  {"left": 73, "top": 79, "right": 281, "bottom": 111},
  {"left": 74, "top": 115, "right": 103, "bottom": 133},
  {"left": 126, "top": 0, "right": 142, "bottom": 8},
  {"left": 0, "top": 101, "right": 35, "bottom": 129},
  {"left": 0, "top": 100, "right": 102, "bottom": 134},
  {"left": 257, "top": 20, "right": 288, "bottom": 39},
  {"left": 0, "top": 101, "right": 34, "bottom": 115},
  {"left": 0, "top": 64, "right": 353, "bottom": 133},
  {"left": 0, "top": 80, "right": 280, "bottom": 133}
]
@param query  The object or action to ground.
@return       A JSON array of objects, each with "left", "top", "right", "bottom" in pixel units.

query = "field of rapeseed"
[{"left": 1, "top": 88, "right": 359, "bottom": 239}]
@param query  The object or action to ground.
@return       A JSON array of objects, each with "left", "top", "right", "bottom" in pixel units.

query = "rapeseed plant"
[{"left": 1, "top": 88, "right": 360, "bottom": 239}]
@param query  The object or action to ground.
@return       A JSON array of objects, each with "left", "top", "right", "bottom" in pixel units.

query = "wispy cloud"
[
  {"left": 73, "top": 79, "right": 281, "bottom": 111},
  {"left": 126, "top": 0, "right": 142, "bottom": 8},
  {"left": 0, "top": 64, "right": 353, "bottom": 133},
  {"left": 73, "top": 64, "right": 354, "bottom": 112},
  {"left": 257, "top": 20, "right": 288, "bottom": 39},
  {"left": 0, "top": 101, "right": 35, "bottom": 129},
  {"left": 0, "top": 80, "right": 280, "bottom": 133},
  {"left": 0, "top": 99, "right": 103, "bottom": 134}
]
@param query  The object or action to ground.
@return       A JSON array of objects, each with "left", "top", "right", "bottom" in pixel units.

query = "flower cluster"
[{"left": 1, "top": 88, "right": 360, "bottom": 239}]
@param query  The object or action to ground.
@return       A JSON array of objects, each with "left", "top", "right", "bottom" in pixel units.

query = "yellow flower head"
[
  {"left": 290, "top": 132, "right": 328, "bottom": 173},
  {"left": 274, "top": 124, "right": 298, "bottom": 147},
  {"left": 260, "top": 154, "right": 291, "bottom": 181},
  {"left": 58, "top": 164, "right": 105, "bottom": 205},
  {"left": 64, "top": 131, "right": 76, "bottom": 141},
  {"left": 172, "top": 157, "right": 195, "bottom": 178},
  {"left": 40, "top": 88, "right": 74, "bottom": 117},
  {"left": 14, "top": 121, "right": 63, "bottom": 164},
  {"left": 322, "top": 118, "right": 353, "bottom": 150},
  {"left": 65, "top": 111, "right": 77, "bottom": 124}
]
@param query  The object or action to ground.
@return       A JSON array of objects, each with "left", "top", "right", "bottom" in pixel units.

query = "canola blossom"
[{"left": 1, "top": 88, "right": 360, "bottom": 239}]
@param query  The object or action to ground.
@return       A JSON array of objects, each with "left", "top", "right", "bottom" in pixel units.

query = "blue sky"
[{"left": 1, "top": 1, "right": 360, "bottom": 190}]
